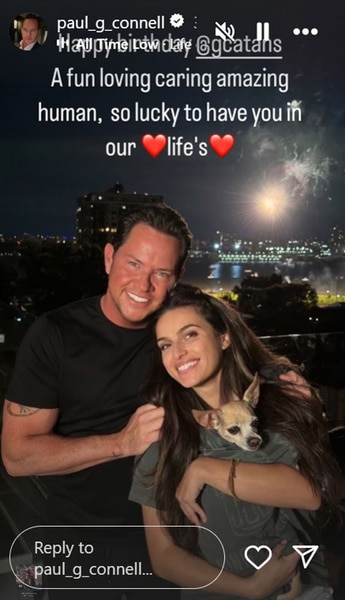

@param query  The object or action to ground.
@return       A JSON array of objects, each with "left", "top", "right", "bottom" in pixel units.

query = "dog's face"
[{"left": 192, "top": 373, "right": 263, "bottom": 451}]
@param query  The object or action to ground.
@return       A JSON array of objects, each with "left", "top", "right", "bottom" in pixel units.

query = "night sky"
[{"left": 1, "top": 0, "right": 345, "bottom": 241}]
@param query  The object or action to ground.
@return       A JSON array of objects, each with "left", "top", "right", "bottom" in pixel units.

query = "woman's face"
[{"left": 156, "top": 306, "right": 230, "bottom": 398}]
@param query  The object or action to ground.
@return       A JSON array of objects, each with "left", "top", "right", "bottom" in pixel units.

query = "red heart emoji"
[
  {"left": 142, "top": 134, "right": 167, "bottom": 158},
  {"left": 209, "top": 134, "right": 235, "bottom": 158}
]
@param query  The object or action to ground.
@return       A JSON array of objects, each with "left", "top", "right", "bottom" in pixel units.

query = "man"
[
  {"left": 17, "top": 14, "right": 41, "bottom": 51},
  {"left": 1, "top": 203, "right": 309, "bottom": 599},
  {"left": 1, "top": 203, "right": 192, "bottom": 599}
]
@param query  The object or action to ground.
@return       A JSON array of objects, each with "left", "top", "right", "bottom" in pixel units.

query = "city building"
[{"left": 76, "top": 182, "right": 163, "bottom": 246}]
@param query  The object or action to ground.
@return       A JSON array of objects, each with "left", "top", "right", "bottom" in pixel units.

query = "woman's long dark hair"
[{"left": 144, "top": 283, "right": 341, "bottom": 550}]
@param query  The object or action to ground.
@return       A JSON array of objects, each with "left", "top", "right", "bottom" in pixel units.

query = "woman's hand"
[
  {"left": 143, "top": 506, "right": 300, "bottom": 599},
  {"left": 246, "top": 541, "right": 299, "bottom": 600},
  {"left": 175, "top": 456, "right": 208, "bottom": 526},
  {"left": 176, "top": 456, "right": 320, "bottom": 523}
]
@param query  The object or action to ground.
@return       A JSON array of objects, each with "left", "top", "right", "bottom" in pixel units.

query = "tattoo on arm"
[
  {"left": 112, "top": 451, "right": 124, "bottom": 458},
  {"left": 7, "top": 403, "right": 40, "bottom": 417}
]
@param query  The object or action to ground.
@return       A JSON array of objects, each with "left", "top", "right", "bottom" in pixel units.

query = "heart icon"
[
  {"left": 142, "top": 134, "right": 167, "bottom": 158},
  {"left": 209, "top": 134, "right": 235, "bottom": 158},
  {"left": 244, "top": 545, "right": 272, "bottom": 570}
]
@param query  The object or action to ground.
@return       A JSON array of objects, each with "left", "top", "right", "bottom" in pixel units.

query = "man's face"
[
  {"left": 103, "top": 223, "right": 182, "bottom": 328},
  {"left": 21, "top": 19, "right": 39, "bottom": 47}
]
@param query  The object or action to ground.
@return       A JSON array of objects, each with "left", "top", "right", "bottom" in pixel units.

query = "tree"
[
  {"left": 9, "top": 240, "right": 107, "bottom": 314},
  {"left": 233, "top": 274, "right": 318, "bottom": 317}
]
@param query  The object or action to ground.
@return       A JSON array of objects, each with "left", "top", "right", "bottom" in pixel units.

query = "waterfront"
[{"left": 184, "top": 257, "right": 345, "bottom": 298}]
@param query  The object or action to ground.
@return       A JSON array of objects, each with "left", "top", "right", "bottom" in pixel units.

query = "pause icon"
[{"left": 256, "top": 22, "right": 270, "bottom": 41}]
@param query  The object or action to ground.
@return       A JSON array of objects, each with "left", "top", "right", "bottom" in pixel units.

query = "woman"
[{"left": 130, "top": 284, "right": 340, "bottom": 600}]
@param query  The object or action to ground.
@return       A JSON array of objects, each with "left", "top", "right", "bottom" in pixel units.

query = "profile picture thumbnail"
[{"left": 10, "top": 12, "right": 48, "bottom": 51}]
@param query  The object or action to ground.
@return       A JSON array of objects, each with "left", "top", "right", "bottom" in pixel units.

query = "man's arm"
[
  {"left": 1, "top": 400, "right": 164, "bottom": 477},
  {"left": 142, "top": 505, "right": 299, "bottom": 600}
]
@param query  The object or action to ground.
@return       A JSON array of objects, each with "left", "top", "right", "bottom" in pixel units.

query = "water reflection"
[
  {"left": 230, "top": 264, "right": 242, "bottom": 279},
  {"left": 185, "top": 258, "right": 345, "bottom": 296}
]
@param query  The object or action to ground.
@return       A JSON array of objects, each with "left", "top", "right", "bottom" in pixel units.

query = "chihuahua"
[
  {"left": 192, "top": 372, "right": 302, "bottom": 600},
  {"left": 192, "top": 372, "right": 263, "bottom": 451}
]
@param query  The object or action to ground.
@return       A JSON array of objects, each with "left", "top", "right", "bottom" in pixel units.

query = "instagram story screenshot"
[{"left": 1, "top": 1, "right": 345, "bottom": 599}]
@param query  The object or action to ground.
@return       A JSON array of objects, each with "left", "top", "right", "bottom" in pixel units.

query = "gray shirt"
[{"left": 129, "top": 429, "right": 329, "bottom": 599}]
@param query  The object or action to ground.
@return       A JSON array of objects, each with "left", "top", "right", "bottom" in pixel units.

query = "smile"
[
  {"left": 127, "top": 291, "right": 149, "bottom": 304},
  {"left": 177, "top": 360, "right": 198, "bottom": 372}
]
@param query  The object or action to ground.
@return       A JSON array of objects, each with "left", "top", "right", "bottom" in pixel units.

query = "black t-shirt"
[{"left": 6, "top": 296, "right": 156, "bottom": 525}]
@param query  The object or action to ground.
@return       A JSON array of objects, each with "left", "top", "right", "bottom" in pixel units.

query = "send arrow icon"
[{"left": 292, "top": 545, "right": 319, "bottom": 569}]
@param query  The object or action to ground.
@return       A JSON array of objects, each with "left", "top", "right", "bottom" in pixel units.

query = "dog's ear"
[
  {"left": 243, "top": 372, "right": 260, "bottom": 408},
  {"left": 192, "top": 409, "right": 222, "bottom": 430}
]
